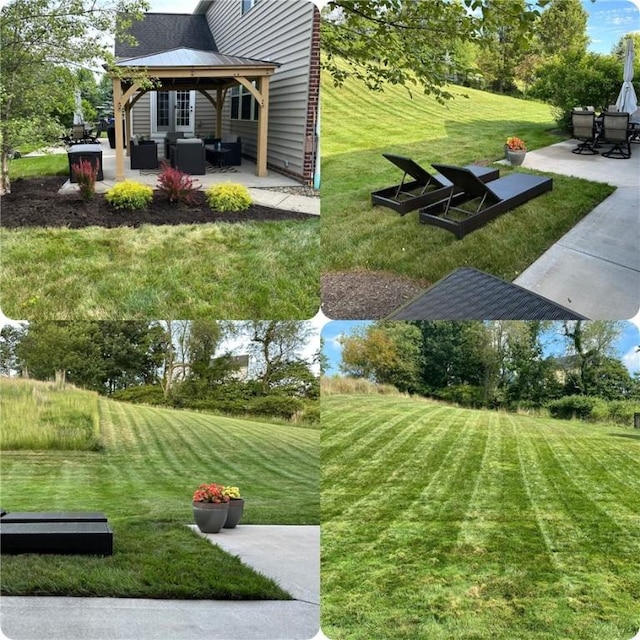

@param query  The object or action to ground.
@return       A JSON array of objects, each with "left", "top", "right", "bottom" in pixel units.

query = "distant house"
[{"left": 112, "top": 0, "right": 320, "bottom": 184}]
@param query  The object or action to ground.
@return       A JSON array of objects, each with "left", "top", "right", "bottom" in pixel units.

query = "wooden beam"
[
  {"left": 256, "top": 76, "right": 270, "bottom": 177},
  {"left": 113, "top": 78, "right": 125, "bottom": 181}
]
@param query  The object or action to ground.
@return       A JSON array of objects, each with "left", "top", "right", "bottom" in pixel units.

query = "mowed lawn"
[
  {"left": 1, "top": 383, "right": 319, "bottom": 599},
  {"left": 322, "top": 394, "right": 640, "bottom": 640},
  {"left": 321, "top": 76, "right": 614, "bottom": 284}
]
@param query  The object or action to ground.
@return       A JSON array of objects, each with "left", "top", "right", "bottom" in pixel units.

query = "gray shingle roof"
[{"left": 115, "top": 13, "right": 217, "bottom": 58}]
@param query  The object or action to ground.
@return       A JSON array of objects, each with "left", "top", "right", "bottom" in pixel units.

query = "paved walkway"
[
  {"left": 0, "top": 525, "right": 320, "bottom": 640},
  {"left": 513, "top": 139, "right": 639, "bottom": 319},
  {"left": 54, "top": 139, "right": 319, "bottom": 215}
]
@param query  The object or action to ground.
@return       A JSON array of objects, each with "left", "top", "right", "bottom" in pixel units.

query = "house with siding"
[{"left": 113, "top": 0, "right": 319, "bottom": 184}]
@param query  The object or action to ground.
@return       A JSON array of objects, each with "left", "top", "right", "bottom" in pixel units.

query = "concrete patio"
[
  {"left": 513, "top": 138, "right": 639, "bottom": 319},
  {"left": 57, "top": 138, "right": 320, "bottom": 215}
]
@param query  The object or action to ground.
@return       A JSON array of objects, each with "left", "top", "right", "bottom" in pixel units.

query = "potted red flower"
[
  {"left": 192, "top": 483, "right": 230, "bottom": 533},
  {"left": 505, "top": 136, "right": 527, "bottom": 166}
]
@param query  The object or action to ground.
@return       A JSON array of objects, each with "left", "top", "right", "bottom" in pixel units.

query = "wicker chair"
[{"left": 171, "top": 138, "right": 206, "bottom": 175}]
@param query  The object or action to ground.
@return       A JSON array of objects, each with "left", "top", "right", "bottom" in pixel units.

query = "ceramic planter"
[
  {"left": 223, "top": 498, "right": 245, "bottom": 529},
  {"left": 506, "top": 149, "right": 526, "bottom": 166},
  {"left": 192, "top": 501, "right": 229, "bottom": 533}
]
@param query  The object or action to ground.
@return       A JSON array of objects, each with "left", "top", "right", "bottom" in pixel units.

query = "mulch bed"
[
  {"left": 321, "top": 270, "right": 428, "bottom": 320},
  {"left": 1, "top": 177, "right": 316, "bottom": 229}
]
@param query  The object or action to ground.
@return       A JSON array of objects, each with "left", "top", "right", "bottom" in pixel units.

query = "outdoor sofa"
[
  {"left": 371, "top": 153, "right": 499, "bottom": 215},
  {"left": 418, "top": 164, "right": 553, "bottom": 239},
  {"left": 0, "top": 510, "right": 113, "bottom": 555}
]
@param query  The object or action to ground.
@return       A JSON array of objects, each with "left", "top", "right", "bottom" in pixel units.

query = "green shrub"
[
  {"left": 548, "top": 396, "right": 598, "bottom": 421},
  {"left": 205, "top": 183, "right": 252, "bottom": 212},
  {"left": 105, "top": 180, "right": 154, "bottom": 210},
  {"left": 111, "top": 385, "right": 166, "bottom": 406},
  {"left": 299, "top": 404, "right": 320, "bottom": 425},
  {"left": 436, "top": 384, "right": 485, "bottom": 409},
  {"left": 246, "top": 396, "right": 304, "bottom": 419}
]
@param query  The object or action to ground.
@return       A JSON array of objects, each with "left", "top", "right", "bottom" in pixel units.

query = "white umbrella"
[
  {"left": 73, "top": 89, "right": 84, "bottom": 125},
  {"left": 614, "top": 38, "right": 637, "bottom": 115}
]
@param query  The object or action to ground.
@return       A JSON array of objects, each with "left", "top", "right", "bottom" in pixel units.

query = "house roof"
[
  {"left": 115, "top": 13, "right": 217, "bottom": 59},
  {"left": 115, "top": 47, "right": 278, "bottom": 69}
]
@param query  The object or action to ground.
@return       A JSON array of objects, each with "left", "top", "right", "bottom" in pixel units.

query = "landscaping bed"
[{"left": 2, "top": 177, "right": 315, "bottom": 229}]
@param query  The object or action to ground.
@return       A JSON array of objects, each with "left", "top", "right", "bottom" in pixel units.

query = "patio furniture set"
[
  {"left": 371, "top": 153, "right": 553, "bottom": 240},
  {"left": 571, "top": 109, "right": 638, "bottom": 159},
  {"left": 0, "top": 509, "right": 113, "bottom": 556}
]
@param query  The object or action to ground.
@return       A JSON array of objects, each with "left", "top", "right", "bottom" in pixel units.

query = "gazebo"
[{"left": 110, "top": 48, "right": 279, "bottom": 181}]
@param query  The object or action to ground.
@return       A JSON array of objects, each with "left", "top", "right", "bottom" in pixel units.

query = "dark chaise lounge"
[
  {"left": 386, "top": 267, "right": 586, "bottom": 320},
  {"left": 419, "top": 164, "right": 553, "bottom": 239},
  {"left": 0, "top": 510, "right": 113, "bottom": 556},
  {"left": 371, "top": 154, "right": 499, "bottom": 215}
]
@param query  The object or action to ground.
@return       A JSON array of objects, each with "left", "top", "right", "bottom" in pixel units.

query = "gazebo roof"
[{"left": 115, "top": 47, "right": 278, "bottom": 70}]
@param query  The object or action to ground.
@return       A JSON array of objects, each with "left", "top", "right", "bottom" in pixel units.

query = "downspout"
[{"left": 313, "top": 95, "right": 320, "bottom": 190}]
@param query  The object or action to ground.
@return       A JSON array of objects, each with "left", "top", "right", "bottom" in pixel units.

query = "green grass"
[
  {"left": 1, "top": 382, "right": 319, "bottom": 598},
  {"left": 8, "top": 154, "right": 68, "bottom": 180},
  {"left": 0, "top": 378, "right": 101, "bottom": 450},
  {"left": 322, "top": 394, "right": 640, "bottom": 640},
  {"left": 321, "top": 76, "right": 615, "bottom": 284},
  {"left": 0, "top": 219, "right": 319, "bottom": 319}
]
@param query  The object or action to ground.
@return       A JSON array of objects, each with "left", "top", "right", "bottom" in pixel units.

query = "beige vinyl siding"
[
  {"left": 194, "top": 91, "right": 216, "bottom": 137},
  {"left": 205, "top": 0, "right": 315, "bottom": 177},
  {"left": 131, "top": 92, "right": 151, "bottom": 137}
]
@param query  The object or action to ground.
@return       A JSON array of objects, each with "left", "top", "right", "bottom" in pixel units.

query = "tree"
[
  {"left": 340, "top": 321, "right": 422, "bottom": 393},
  {"left": 561, "top": 320, "right": 623, "bottom": 397},
  {"left": 242, "top": 321, "right": 316, "bottom": 394},
  {"left": 0, "top": 323, "right": 26, "bottom": 376},
  {"left": 535, "top": 0, "right": 588, "bottom": 57},
  {"left": 321, "top": 0, "right": 546, "bottom": 99},
  {"left": 0, "top": 0, "right": 148, "bottom": 194},
  {"left": 15, "top": 321, "right": 164, "bottom": 393}
]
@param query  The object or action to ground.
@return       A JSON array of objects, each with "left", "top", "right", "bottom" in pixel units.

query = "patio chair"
[
  {"left": 171, "top": 138, "right": 206, "bottom": 175},
  {"left": 571, "top": 111, "right": 600, "bottom": 155},
  {"left": 370, "top": 154, "right": 499, "bottom": 215},
  {"left": 600, "top": 112, "right": 632, "bottom": 159},
  {"left": 418, "top": 164, "right": 553, "bottom": 239},
  {"left": 130, "top": 139, "right": 159, "bottom": 170},
  {"left": 163, "top": 131, "right": 185, "bottom": 159}
]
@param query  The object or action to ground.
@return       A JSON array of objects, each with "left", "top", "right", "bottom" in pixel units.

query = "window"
[
  {"left": 157, "top": 91, "right": 169, "bottom": 128},
  {"left": 230, "top": 84, "right": 258, "bottom": 122},
  {"left": 241, "top": 0, "right": 259, "bottom": 14}
]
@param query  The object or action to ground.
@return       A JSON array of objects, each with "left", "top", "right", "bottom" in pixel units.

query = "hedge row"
[{"left": 547, "top": 396, "right": 640, "bottom": 425}]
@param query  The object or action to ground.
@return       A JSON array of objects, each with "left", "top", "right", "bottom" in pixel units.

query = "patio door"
[{"left": 152, "top": 90, "right": 195, "bottom": 135}]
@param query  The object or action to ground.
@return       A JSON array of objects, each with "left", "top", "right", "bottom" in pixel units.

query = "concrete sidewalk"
[
  {"left": 513, "top": 139, "right": 639, "bottom": 319},
  {"left": 0, "top": 526, "right": 320, "bottom": 640}
]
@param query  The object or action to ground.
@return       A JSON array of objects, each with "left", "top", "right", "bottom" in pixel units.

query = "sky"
[
  {"left": 583, "top": 0, "right": 640, "bottom": 54},
  {"left": 322, "top": 321, "right": 640, "bottom": 378}
]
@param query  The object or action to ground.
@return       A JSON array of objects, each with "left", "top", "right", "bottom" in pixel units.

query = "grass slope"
[
  {"left": 0, "top": 378, "right": 101, "bottom": 451},
  {"left": 321, "top": 76, "right": 614, "bottom": 283},
  {"left": 322, "top": 394, "right": 640, "bottom": 640},
  {"left": 1, "top": 383, "right": 319, "bottom": 598}
]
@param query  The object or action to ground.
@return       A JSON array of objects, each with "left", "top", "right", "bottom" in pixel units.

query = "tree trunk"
[{"left": 1, "top": 150, "right": 11, "bottom": 195}]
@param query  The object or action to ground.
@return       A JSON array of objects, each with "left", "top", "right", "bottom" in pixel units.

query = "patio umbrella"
[
  {"left": 614, "top": 38, "right": 637, "bottom": 115},
  {"left": 73, "top": 89, "right": 84, "bottom": 125}
]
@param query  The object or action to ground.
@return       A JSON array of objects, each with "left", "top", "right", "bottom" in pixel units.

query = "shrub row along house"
[{"left": 112, "top": 0, "right": 320, "bottom": 184}]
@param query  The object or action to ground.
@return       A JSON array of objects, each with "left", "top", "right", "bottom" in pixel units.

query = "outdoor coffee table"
[{"left": 205, "top": 145, "right": 230, "bottom": 168}]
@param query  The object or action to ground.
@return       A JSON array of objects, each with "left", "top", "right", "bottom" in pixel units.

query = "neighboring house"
[{"left": 113, "top": 0, "right": 320, "bottom": 184}]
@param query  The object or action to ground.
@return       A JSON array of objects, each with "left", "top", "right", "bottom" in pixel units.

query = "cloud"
[{"left": 622, "top": 346, "right": 640, "bottom": 373}]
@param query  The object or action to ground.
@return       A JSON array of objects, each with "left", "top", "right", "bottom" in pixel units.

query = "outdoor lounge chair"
[
  {"left": 386, "top": 267, "right": 586, "bottom": 320},
  {"left": 371, "top": 154, "right": 499, "bottom": 215},
  {"left": 571, "top": 111, "right": 600, "bottom": 155},
  {"left": 600, "top": 112, "right": 632, "bottom": 159},
  {"left": 0, "top": 510, "right": 113, "bottom": 555},
  {"left": 418, "top": 164, "right": 553, "bottom": 239}
]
